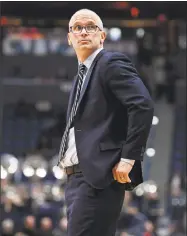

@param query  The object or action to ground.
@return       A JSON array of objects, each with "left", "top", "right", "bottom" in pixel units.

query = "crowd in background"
[
  {"left": 2, "top": 26, "right": 137, "bottom": 56},
  {"left": 1, "top": 20, "right": 186, "bottom": 236},
  {"left": 0, "top": 98, "right": 186, "bottom": 236},
  {"left": 0, "top": 173, "right": 186, "bottom": 236},
  {"left": 2, "top": 26, "right": 185, "bottom": 106}
]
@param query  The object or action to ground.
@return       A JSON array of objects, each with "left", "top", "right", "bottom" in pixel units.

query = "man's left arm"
[
  {"left": 106, "top": 54, "right": 154, "bottom": 182},
  {"left": 106, "top": 54, "right": 154, "bottom": 161}
]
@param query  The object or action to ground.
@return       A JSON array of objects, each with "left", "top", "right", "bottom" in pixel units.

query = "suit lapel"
[{"left": 77, "top": 49, "right": 105, "bottom": 109}]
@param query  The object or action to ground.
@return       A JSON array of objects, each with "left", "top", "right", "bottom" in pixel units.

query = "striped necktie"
[{"left": 57, "top": 64, "right": 87, "bottom": 166}]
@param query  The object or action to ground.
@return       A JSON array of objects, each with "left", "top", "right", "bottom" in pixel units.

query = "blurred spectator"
[
  {"left": 37, "top": 217, "right": 53, "bottom": 236},
  {"left": 169, "top": 187, "right": 186, "bottom": 233},
  {"left": 143, "top": 192, "right": 162, "bottom": 226},
  {"left": 22, "top": 215, "right": 37, "bottom": 236},
  {"left": 118, "top": 201, "right": 147, "bottom": 236},
  {"left": 169, "top": 222, "right": 186, "bottom": 236},
  {"left": 53, "top": 217, "right": 68, "bottom": 236},
  {"left": 144, "top": 220, "right": 157, "bottom": 236},
  {"left": 1, "top": 219, "right": 14, "bottom": 236},
  {"left": 170, "top": 172, "right": 182, "bottom": 190},
  {"left": 14, "top": 233, "right": 27, "bottom": 236}
]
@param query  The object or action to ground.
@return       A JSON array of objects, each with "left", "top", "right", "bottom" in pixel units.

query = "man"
[
  {"left": 1, "top": 219, "right": 14, "bottom": 236},
  {"left": 37, "top": 217, "right": 53, "bottom": 236},
  {"left": 22, "top": 215, "right": 37, "bottom": 236},
  {"left": 57, "top": 9, "right": 154, "bottom": 236}
]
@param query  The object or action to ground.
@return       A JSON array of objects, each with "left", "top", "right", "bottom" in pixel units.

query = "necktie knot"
[{"left": 79, "top": 63, "right": 87, "bottom": 75}]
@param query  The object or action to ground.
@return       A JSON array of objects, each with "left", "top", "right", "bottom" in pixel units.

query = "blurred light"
[
  {"left": 157, "top": 14, "right": 167, "bottom": 22},
  {"left": 149, "top": 184, "right": 157, "bottom": 193},
  {"left": 23, "top": 166, "right": 34, "bottom": 177},
  {"left": 1, "top": 166, "right": 8, "bottom": 179},
  {"left": 136, "top": 28, "right": 145, "bottom": 38},
  {"left": 53, "top": 166, "right": 65, "bottom": 180},
  {"left": 131, "top": 7, "right": 140, "bottom": 18},
  {"left": 143, "top": 183, "right": 150, "bottom": 192},
  {"left": 8, "top": 165, "right": 17, "bottom": 174},
  {"left": 36, "top": 168, "right": 47, "bottom": 178},
  {"left": 0, "top": 16, "right": 8, "bottom": 26},
  {"left": 43, "top": 184, "right": 51, "bottom": 194},
  {"left": 2, "top": 219, "right": 14, "bottom": 229},
  {"left": 24, "top": 154, "right": 48, "bottom": 169},
  {"left": 146, "top": 148, "right": 155, "bottom": 157},
  {"left": 108, "top": 28, "right": 122, "bottom": 41},
  {"left": 113, "top": 2, "right": 129, "bottom": 9},
  {"left": 35, "top": 100, "right": 52, "bottom": 112},
  {"left": 52, "top": 186, "right": 60, "bottom": 196},
  {"left": 143, "top": 180, "right": 157, "bottom": 193},
  {"left": 6, "top": 191, "right": 16, "bottom": 199},
  {"left": 62, "top": 205, "right": 67, "bottom": 216},
  {"left": 152, "top": 116, "right": 159, "bottom": 125},
  {"left": 1, "top": 154, "right": 18, "bottom": 171},
  {"left": 157, "top": 228, "right": 170, "bottom": 236},
  {"left": 135, "top": 187, "right": 144, "bottom": 196},
  {"left": 7, "top": 157, "right": 18, "bottom": 174},
  {"left": 50, "top": 155, "right": 59, "bottom": 168},
  {"left": 60, "top": 82, "right": 72, "bottom": 92},
  {"left": 178, "top": 35, "right": 186, "bottom": 49}
]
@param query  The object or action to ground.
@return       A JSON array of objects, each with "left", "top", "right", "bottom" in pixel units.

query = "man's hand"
[{"left": 112, "top": 160, "right": 134, "bottom": 184}]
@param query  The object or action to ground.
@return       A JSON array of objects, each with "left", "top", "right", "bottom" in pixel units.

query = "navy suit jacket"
[{"left": 66, "top": 49, "right": 154, "bottom": 190}]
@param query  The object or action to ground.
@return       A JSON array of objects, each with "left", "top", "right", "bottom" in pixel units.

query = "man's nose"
[{"left": 81, "top": 28, "right": 88, "bottom": 35}]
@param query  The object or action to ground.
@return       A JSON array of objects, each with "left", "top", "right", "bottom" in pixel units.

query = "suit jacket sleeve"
[{"left": 105, "top": 53, "right": 154, "bottom": 161}]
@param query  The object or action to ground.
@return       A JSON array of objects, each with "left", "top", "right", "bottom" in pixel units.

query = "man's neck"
[{"left": 76, "top": 47, "right": 101, "bottom": 63}]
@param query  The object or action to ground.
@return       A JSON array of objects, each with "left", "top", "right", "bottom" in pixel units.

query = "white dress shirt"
[{"left": 61, "top": 47, "right": 134, "bottom": 168}]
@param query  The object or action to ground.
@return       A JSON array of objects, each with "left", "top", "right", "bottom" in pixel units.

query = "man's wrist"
[{"left": 120, "top": 158, "right": 135, "bottom": 167}]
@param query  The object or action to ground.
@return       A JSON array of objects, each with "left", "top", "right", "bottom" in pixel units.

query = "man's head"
[
  {"left": 59, "top": 217, "right": 68, "bottom": 231},
  {"left": 24, "top": 215, "right": 36, "bottom": 229},
  {"left": 68, "top": 9, "right": 106, "bottom": 61},
  {"left": 40, "top": 217, "right": 53, "bottom": 231},
  {"left": 2, "top": 219, "right": 14, "bottom": 234}
]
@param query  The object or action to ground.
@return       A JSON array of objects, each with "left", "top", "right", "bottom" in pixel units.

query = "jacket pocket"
[{"left": 99, "top": 141, "right": 123, "bottom": 151}]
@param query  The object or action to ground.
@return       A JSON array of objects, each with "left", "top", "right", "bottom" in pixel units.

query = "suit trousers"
[{"left": 64, "top": 172, "right": 125, "bottom": 236}]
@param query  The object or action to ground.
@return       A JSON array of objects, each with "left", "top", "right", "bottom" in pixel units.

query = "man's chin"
[{"left": 79, "top": 44, "right": 92, "bottom": 49}]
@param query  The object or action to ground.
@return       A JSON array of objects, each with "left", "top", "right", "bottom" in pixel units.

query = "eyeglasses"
[{"left": 69, "top": 24, "right": 102, "bottom": 34}]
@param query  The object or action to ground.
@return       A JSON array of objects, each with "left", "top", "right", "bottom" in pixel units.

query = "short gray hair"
[{"left": 69, "top": 9, "right": 103, "bottom": 30}]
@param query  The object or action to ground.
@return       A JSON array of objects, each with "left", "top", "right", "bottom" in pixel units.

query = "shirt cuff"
[{"left": 120, "top": 158, "right": 135, "bottom": 166}]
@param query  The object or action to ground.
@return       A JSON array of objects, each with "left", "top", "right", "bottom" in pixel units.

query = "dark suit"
[{"left": 65, "top": 49, "right": 154, "bottom": 236}]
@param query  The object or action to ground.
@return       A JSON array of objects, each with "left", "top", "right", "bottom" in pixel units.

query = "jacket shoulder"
[{"left": 100, "top": 51, "right": 131, "bottom": 65}]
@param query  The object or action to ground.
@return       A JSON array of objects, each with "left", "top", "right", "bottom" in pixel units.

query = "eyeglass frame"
[{"left": 69, "top": 24, "right": 102, "bottom": 34}]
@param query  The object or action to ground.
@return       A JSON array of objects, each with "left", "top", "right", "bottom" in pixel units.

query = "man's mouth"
[{"left": 79, "top": 40, "right": 90, "bottom": 43}]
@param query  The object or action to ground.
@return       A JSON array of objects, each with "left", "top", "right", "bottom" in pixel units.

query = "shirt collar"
[{"left": 79, "top": 47, "right": 103, "bottom": 71}]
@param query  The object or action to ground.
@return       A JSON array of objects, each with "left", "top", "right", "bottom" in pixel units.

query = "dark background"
[{"left": 1, "top": 1, "right": 187, "bottom": 19}]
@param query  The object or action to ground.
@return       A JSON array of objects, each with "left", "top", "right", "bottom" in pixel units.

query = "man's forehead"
[{"left": 70, "top": 14, "right": 97, "bottom": 25}]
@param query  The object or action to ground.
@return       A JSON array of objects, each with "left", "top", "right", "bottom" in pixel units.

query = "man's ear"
[
  {"left": 67, "top": 34, "right": 72, "bottom": 46},
  {"left": 100, "top": 31, "right": 106, "bottom": 44}
]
